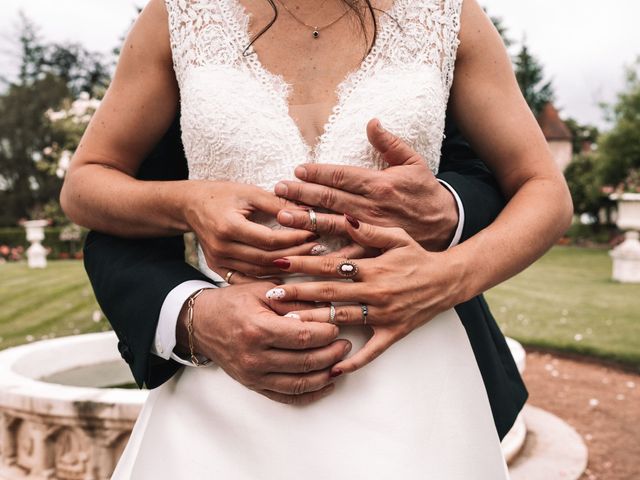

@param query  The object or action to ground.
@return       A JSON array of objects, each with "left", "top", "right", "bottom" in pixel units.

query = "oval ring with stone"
[{"left": 336, "top": 260, "right": 359, "bottom": 278}]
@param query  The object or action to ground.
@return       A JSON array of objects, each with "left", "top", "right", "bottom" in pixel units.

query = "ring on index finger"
[{"left": 308, "top": 209, "right": 318, "bottom": 232}]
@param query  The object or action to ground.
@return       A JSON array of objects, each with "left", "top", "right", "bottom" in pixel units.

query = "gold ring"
[
  {"left": 225, "top": 270, "right": 236, "bottom": 283},
  {"left": 329, "top": 304, "right": 336, "bottom": 324},
  {"left": 308, "top": 209, "right": 318, "bottom": 232}
]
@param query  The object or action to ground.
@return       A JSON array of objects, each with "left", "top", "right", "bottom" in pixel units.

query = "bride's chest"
[{"left": 180, "top": 63, "right": 447, "bottom": 189}]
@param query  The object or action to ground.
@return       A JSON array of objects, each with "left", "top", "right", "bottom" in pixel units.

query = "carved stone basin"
[{"left": 0, "top": 332, "right": 528, "bottom": 479}]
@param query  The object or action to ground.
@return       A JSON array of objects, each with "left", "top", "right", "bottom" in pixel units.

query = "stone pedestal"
[
  {"left": 610, "top": 193, "right": 640, "bottom": 283},
  {"left": 23, "top": 220, "right": 49, "bottom": 269}
]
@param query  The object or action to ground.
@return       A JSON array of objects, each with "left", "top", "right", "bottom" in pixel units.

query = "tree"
[
  {"left": 597, "top": 58, "right": 640, "bottom": 187},
  {"left": 564, "top": 117, "right": 599, "bottom": 155},
  {"left": 514, "top": 42, "right": 555, "bottom": 116},
  {"left": 564, "top": 153, "right": 606, "bottom": 217},
  {"left": 0, "top": 15, "right": 112, "bottom": 226}
]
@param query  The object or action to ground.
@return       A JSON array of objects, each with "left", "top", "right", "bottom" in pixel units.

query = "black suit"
[{"left": 84, "top": 113, "right": 527, "bottom": 440}]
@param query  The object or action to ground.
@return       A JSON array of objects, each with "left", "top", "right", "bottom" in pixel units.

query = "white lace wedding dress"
[{"left": 112, "top": 0, "right": 510, "bottom": 478}]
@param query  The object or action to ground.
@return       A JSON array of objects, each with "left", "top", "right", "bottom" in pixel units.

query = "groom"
[{"left": 84, "top": 112, "right": 527, "bottom": 440}]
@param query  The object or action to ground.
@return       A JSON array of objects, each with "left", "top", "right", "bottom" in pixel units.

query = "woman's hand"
[
  {"left": 264, "top": 215, "right": 466, "bottom": 375},
  {"left": 183, "top": 181, "right": 324, "bottom": 278}
]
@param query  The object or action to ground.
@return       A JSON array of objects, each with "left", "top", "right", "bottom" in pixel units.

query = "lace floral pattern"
[{"left": 164, "top": 0, "right": 463, "bottom": 272}]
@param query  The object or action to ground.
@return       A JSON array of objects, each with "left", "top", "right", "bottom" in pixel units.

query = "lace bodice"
[{"left": 165, "top": 0, "right": 462, "bottom": 278}]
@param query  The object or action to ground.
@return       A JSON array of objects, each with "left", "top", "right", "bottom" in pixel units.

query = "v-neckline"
[{"left": 221, "top": 0, "right": 404, "bottom": 161}]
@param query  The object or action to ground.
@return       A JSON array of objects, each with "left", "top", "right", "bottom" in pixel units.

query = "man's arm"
[
  {"left": 82, "top": 115, "right": 215, "bottom": 388},
  {"left": 437, "top": 113, "right": 507, "bottom": 243}
]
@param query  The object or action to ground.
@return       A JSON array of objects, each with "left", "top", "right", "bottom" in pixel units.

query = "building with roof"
[{"left": 537, "top": 102, "right": 573, "bottom": 171}]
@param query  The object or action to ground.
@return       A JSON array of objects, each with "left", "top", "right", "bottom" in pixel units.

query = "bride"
[{"left": 61, "top": 0, "right": 572, "bottom": 478}]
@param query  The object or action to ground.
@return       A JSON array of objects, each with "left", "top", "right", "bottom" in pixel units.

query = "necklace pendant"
[{"left": 312, "top": 29, "right": 319, "bottom": 39}]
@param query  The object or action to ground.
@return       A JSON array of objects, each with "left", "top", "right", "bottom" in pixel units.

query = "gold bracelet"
[{"left": 186, "top": 288, "right": 210, "bottom": 367}]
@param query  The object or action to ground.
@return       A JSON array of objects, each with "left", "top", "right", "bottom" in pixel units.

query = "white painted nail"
[
  {"left": 311, "top": 244, "right": 329, "bottom": 256},
  {"left": 266, "top": 288, "right": 286, "bottom": 300},
  {"left": 285, "top": 313, "right": 301, "bottom": 320}
]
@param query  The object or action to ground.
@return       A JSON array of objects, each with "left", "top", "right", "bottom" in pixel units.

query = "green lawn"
[
  {"left": 1, "top": 248, "right": 639, "bottom": 369},
  {"left": 486, "top": 246, "right": 640, "bottom": 369},
  {"left": 0, "top": 261, "right": 109, "bottom": 351}
]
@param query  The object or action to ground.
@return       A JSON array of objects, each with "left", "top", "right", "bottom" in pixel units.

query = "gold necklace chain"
[{"left": 274, "top": 0, "right": 351, "bottom": 39}]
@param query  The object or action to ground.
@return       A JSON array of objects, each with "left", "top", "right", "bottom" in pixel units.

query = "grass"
[
  {"left": 0, "top": 261, "right": 109, "bottom": 351},
  {"left": 1, "top": 248, "right": 639, "bottom": 369},
  {"left": 486, "top": 246, "right": 640, "bottom": 369}
]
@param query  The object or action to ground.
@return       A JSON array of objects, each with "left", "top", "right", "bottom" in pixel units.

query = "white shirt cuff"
[
  {"left": 152, "top": 280, "right": 217, "bottom": 365},
  {"left": 437, "top": 179, "right": 465, "bottom": 249}
]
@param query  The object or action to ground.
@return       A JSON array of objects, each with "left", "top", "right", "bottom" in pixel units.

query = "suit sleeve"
[
  {"left": 436, "top": 114, "right": 506, "bottom": 242},
  {"left": 82, "top": 116, "right": 212, "bottom": 389}
]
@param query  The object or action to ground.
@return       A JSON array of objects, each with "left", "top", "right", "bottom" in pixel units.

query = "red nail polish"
[
  {"left": 344, "top": 215, "right": 360, "bottom": 229},
  {"left": 330, "top": 369, "right": 344, "bottom": 378},
  {"left": 273, "top": 258, "right": 291, "bottom": 270}
]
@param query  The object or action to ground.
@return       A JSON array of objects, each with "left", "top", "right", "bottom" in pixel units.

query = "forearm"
[
  {"left": 62, "top": 165, "right": 191, "bottom": 237},
  {"left": 452, "top": 175, "right": 572, "bottom": 303}
]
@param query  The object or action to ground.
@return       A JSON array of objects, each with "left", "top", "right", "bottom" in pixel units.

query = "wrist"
[
  {"left": 419, "top": 185, "right": 459, "bottom": 251},
  {"left": 175, "top": 288, "right": 217, "bottom": 360}
]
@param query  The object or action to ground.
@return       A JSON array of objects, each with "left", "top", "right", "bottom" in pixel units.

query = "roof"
[{"left": 537, "top": 103, "right": 573, "bottom": 141}]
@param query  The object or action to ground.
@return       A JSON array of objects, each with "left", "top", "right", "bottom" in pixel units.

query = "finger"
[
  {"left": 229, "top": 217, "right": 316, "bottom": 251},
  {"left": 328, "top": 243, "right": 376, "bottom": 259},
  {"left": 214, "top": 257, "right": 284, "bottom": 277},
  {"left": 273, "top": 255, "right": 369, "bottom": 280},
  {"left": 267, "top": 317, "right": 340, "bottom": 350},
  {"left": 265, "top": 281, "right": 368, "bottom": 304},
  {"left": 288, "top": 305, "right": 385, "bottom": 326},
  {"left": 263, "top": 368, "right": 334, "bottom": 395},
  {"left": 260, "top": 383, "right": 335, "bottom": 406},
  {"left": 218, "top": 239, "right": 327, "bottom": 270},
  {"left": 269, "top": 299, "right": 320, "bottom": 316},
  {"left": 250, "top": 188, "right": 304, "bottom": 217},
  {"left": 277, "top": 209, "right": 347, "bottom": 238},
  {"left": 213, "top": 267, "right": 253, "bottom": 285},
  {"left": 331, "top": 330, "right": 394, "bottom": 375},
  {"left": 366, "top": 118, "right": 423, "bottom": 166},
  {"left": 274, "top": 181, "right": 365, "bottom": 214},
  {"left": 343, "top": 215, "right": 412, "bottom": 250},
  {"left": 264, "top": 340, "right": 352, "bottom": 373},
  {"left": 294, "top": 163, "right": 378, "bottom": 195}
]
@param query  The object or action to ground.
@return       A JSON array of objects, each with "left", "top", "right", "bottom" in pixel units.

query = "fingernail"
[
  {"left": 330, "top": 369, "right": 344, "bottom": 378},
  {"left": 311, "top": 244, "right": 329, "bottom": 256},
  {"left": 273, "top": 258, "right": 291, "bottom": 270},
  {"left": 344, "top": 214, "right": 360, "bottom": 229},
  {"left": 376, "top": 120, "right": 385, "bottom": 133},
  {"left": 285, "top": 312, "right": 301, "bottom": 320},
  {"left": 344, "top": 342, "right": 352, "bottom": 354},
  {"left": 266, "top": 287, "right": 286, "bottom": 300},
  {"left": 274, "top": 182, "right": 288, "bottom": 196},
  {"left": 279, "top": 210, "right": 294, "bottom": 226},
  {"left": 295, "top": 166, "right": 307, "bottom": 180}
]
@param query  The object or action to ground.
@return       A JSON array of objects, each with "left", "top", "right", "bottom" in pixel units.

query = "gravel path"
[{"left": 523, "top": 350, "right": 639, "bottom": 480}]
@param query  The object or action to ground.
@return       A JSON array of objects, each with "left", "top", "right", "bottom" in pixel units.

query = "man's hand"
[
  {"left": 274, "top": 119, "right": 459, "bottom": 252},
  {"left": 175, "top": 283, "right": 351, "bottom": 405},
  {"left": 184, "top": 181, "right": 321, "bottom": 277}
]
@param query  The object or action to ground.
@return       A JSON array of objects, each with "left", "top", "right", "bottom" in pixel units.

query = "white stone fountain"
[
  {"left": 609, "top": 193, "right": 640, "bottom": 283},
  {"left": 0, "top": 333, "right": 586, "bottom": 480},
  {"left": 22, "top": 220, "right": 50, "bottom": 269}
]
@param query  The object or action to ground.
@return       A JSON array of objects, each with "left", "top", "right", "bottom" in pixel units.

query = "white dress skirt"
[{"left": 113, "top": 301, "right": 510, "bottom": 479}]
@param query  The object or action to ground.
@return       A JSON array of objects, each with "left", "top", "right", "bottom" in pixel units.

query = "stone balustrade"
[{"left": 0, "top": 332, "right": 528, "bottom": 479}]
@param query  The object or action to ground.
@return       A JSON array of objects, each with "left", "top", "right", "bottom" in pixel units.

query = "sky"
[{"left": 1, "top": 0, "right": 639, "bottom": 129}]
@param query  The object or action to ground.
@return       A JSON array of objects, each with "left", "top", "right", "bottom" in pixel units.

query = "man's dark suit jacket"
[{"left": 83, "top": 113, "right": 528, "bottom": 440}]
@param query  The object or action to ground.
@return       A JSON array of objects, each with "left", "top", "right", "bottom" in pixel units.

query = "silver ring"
[
  {"left": 361, "top": 304, "right": 369, "bottom": 325},
  {"left": 308, "top": 209, "right": 318, "bottom": 232},
  {"left": 225, "top": 270, "right": 236, "bottom": 283},
  {"left": 329, "top": 304, "right": 336, "bottom": 324},
  {"left": 336, "top": 260, "right": 359, "bottom": 278}
]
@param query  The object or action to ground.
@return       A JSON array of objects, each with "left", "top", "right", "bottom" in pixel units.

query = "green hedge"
[{"left": 0, "top": 227, "right": 88, "bottom": 259}]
